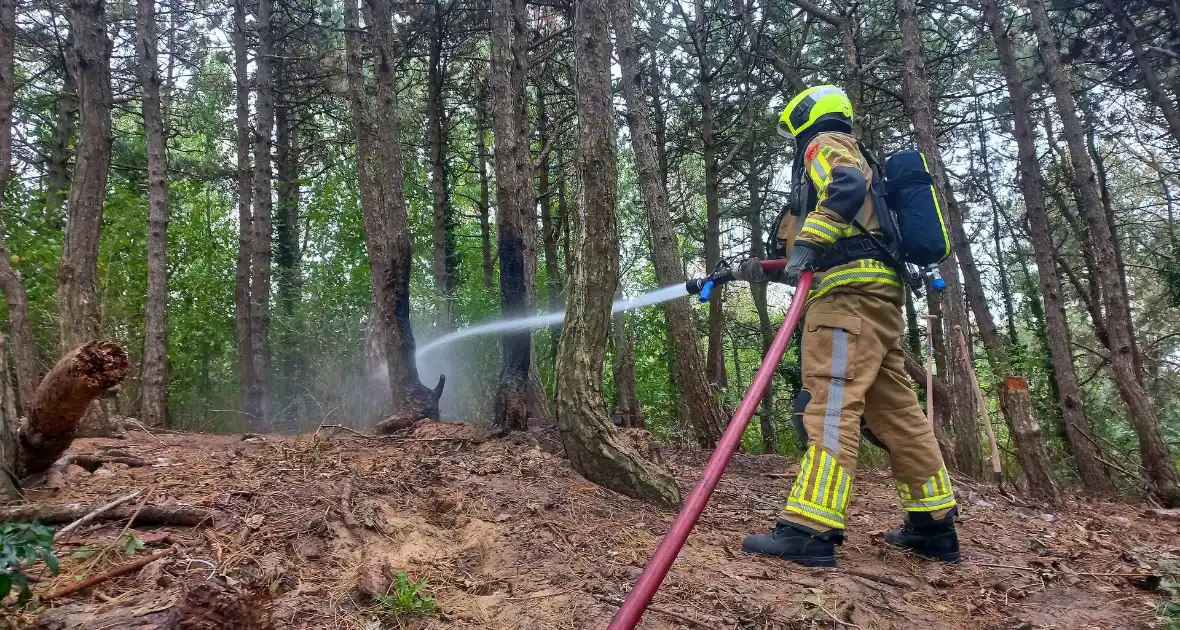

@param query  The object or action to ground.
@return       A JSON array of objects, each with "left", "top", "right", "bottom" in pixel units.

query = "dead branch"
[
  {"left": 0, "top": 501, "right": 211, "bottom": 527},
  {"left": 54, "top": 490, "right": 142, "bottom": 541},
  {"left": 42, "top": 548, "right": 174, "bottom": 601},
  {"left": 840, "top": 567, "right": 918, "bottom": 589}
]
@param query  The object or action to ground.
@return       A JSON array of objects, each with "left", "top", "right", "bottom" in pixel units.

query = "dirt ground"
[{"left": 6, "top": 423, "right": 1180, "bottom": 629}]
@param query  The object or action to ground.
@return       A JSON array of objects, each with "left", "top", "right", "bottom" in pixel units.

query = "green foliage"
[
  {"left": 0, "top": 522, "right": 58, "bottom": 605},
  {"left": 119, "top": 533, "right": 145, "bottom": 557},
  {"left": 371, "top": 572, "right": 439, "bottom": 619}
]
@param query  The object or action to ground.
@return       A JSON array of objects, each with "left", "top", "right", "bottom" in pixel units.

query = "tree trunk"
[
  {"left": 44, "top": 47, "right": 76, "bottom": 229},
  {"left": 350, "top": 0, "right": 443, "bottom": 427},
  {"left": 612, "top": 290, "right": 642, "bottom": 428},
  {"left": 0, "top": 0, "right": 38, "bottom": 415},
  {"left": 18, "top": 341, "right": 129, "bottom": 477},
  {"left": 1086, "top": 117, "right": 1142, "bottom": 377},
  {"left": 249, "top": 0, "right": 276, "bottom": 426},
  {"left": 475, "top": 80, "right": 494, "bottom": 293},
  {"left": 745, "top": 160, "right": 776, "bottom": 454},
  {"left": 137, "top": 0, "right": 169, "bottom": 429},
  {"left": 1026, "top": 0, "right": 1180, "bottom": 507},
  {"left": 489, "top": 0, "right": 534, "bottom": 430},
  {"left": 232, "top": 0, "right": 255, "bottom": 430},
  {"left": 537, "top": 88, "right": 562, "bottom": 313},
  {"left": 695, "top": 0, "right": 726, "bottom": 389},
  {"left": 899, "top": 0, "right": 1042, "bottom": 482},
  {"left": 557, "top": 0, "right": 679, "bottom": 507},
  {"left": 427, "top": 0, "right": 454, "bottom": 329},
  {"left": 59, "top": 0, "right": 114, "bottom": 437},
  {"left": 999, "top": 376, "right": 1059, "bottom": 498},
  {"left": 0, "top": 335, "right": 19, "bottom": 498},
  {"left": 274, "top": 90, "right": 301, "bottom": 410},
  {"left": 982, "top": 0, "right": 1112, "bottom": 493},
  {"left": 614, "top": 0, "right": 724, "bottom": 448}
]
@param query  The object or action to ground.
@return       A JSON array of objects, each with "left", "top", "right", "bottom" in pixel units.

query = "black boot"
[
  {"left": 741, "top": 522, "right": 838, "bottom": 567},
  {"left": 883, "top": 511, "right": 960, "bottom": 562}
]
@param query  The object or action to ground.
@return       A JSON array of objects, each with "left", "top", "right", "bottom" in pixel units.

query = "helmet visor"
[{"left": 776, "top": 119, "right": 793, "bottom": 138}]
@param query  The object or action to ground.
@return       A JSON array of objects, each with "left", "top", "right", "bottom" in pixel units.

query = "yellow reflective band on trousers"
[
  {"left": 896, "top": 466, "right": 957, "bottom": 512},
  {"left": 784, "top": 446, "right": 852, "bottom": 530},
  {"left": 809, "top": 260, "right": 901, "bottom": 302}
]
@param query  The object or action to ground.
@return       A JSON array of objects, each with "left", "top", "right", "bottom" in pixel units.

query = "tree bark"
[
  {"left": 427, "top": 0, "right": 454, "bottom": 329},
  {"left": 350, "top": 0, "right": 443, "bottom": 427},
  {"left": 474, "top": 79, "right": 494, "bottom": 293},
  {"left": 982, "top": 0, "right": 1112, "bottom": 493},
  {"left": 1026, "top": 0, "right": 1180, "bottom": 507},
  {"left": 0, "top": 0, "right": 37, "bottom": 415},
  {"left": 0, "top": 501, "right": 208, "bottom": 526},
  {"left": 557, "top": 0, "right": 679, "bottom": 507},
  {"left": 249, "top": 0, "right": 275, "bottom": 426},
  {"left": 612, "top": 290, "right": 642, "bottom": 428},
  {"left": 0, "top": 335, "right": 19, "bottom": 498},
  {"left": 137, "top": 0, "right": 169, "bottom": 429},
  {"left": 59, "top": 0, "right": 115, "bottom": 437},
  {"left": 44, "top": 45, "right": 76, "bottom": 229},
  {"left": 232, "top": 0, "right": 255, "bottom": 430},
  {"left": 274, "top": 87, "right": 300, "bottom": 412},
  {"left": 489, "top": 0, "right": 534, "bottom": 430},
  {"left": 18, "top": 341, "right": 129, "bottom": 477},
  {"left": 614, "top": 0, "right": 724, "bottom": 448},
  {"left": 694, "top": 0, "right": 726, "bottom": 389},
  {"left": 537, "top": 87, "right": 562, "bottom": 314},
  {"left": 745, "top": 157, "right": 776, "bottom": 454},
  {"left": 999, "top": 376, "right": 1058, "bottom": 498}
]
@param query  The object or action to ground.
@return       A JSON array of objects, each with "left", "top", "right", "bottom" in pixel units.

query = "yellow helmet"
[{"left": 777, "top": 85, "right": 853, "bottom": 138}]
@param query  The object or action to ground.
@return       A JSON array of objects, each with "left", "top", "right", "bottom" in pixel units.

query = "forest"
[{"left": 1, "top": 0, "right": 1180, "bottom": 626}]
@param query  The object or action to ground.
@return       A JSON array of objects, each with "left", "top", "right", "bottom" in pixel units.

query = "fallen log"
[
  {"left": 61, "top": 453, "right": 147, "bottom": 472},
  {"left": 17, "top": 341, "right": 130, "bottom": 477},
  {"left": 0, "top": 501, "right": 212, "bottom": 527}
]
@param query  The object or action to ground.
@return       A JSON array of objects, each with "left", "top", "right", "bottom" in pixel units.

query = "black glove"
[
  {"left": 732, "top": 258, "right": 768, "bottom": 283},
  {"left": 784, "top": 247, "right": 817, "bottom": 286}
]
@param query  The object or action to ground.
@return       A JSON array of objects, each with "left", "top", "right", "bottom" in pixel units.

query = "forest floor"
[{"left": 7, "top": 422, "right": 1180, "bottom": 630}]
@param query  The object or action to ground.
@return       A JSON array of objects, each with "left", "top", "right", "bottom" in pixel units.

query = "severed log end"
[{"left": 18, "top": 341, "right": 131, "bottom": 478}]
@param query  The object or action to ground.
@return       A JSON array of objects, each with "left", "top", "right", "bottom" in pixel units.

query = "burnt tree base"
[{"left": 374, "top": 376, "right": 444, "bottom": 435}]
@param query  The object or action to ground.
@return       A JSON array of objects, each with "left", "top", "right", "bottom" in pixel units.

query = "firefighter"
[{"left": 734, "top": 85, "right": 959, "bottom": 567}]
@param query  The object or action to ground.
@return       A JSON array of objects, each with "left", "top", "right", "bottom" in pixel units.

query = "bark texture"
[
  {"left": 59, "top": 0, "right": 115, "bottom": 437},
  {"left": 352, "top": 0, "right": 443, "bottom": 426},
  {"left": 983, "top": 0, "right": 1112, "bottom": 492},
  {"left": 557, "top": 0, "right": 678, "bottom": 507},
  {"left": 137, "top": 0, "right": 169, "bottom": 428},
  {"left": 1026, "top": 0, "right": 1180, "bottom": 506},
  {"left": 614, "top": 0, "right": 724, "bottom": 447},
  {"left": 248, "top": 0, "right": 276, "bottom": 425},
  {"left": 612, "top": 291, "right": 642, "bottom": 428},
  {"left": 18, "top": 341, "right": 129, "bottom": 477},
  {"left": 0, "top": 0, "right": 38, "bottom": 415},
  {"left": 428, "top": 0, "right": 455, "bottom": 329},
  {"left": 232, "top": 0, "right": 255, "bottom": 429},
  {"left": 489, "top": 0, "right": 534, "bottom": 430}
]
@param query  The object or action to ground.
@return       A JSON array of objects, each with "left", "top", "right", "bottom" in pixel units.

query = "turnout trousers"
[{"left": 780, "top": 282, "right": 956, "bottom": 534}]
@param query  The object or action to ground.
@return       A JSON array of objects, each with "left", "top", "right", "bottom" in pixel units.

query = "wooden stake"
[{"left": 922, "top": 314, "right": 938, "bottom": 425}]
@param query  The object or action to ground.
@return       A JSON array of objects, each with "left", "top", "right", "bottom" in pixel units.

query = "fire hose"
[{"left": 607, "top": 261, "right": 813, "bottom": 630}]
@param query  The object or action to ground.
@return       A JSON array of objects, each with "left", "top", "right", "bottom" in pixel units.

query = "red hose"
[{"left": 607, "top": 270, "right": 814, "bottom": 630}]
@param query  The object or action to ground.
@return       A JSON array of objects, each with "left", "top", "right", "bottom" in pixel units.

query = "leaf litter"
[{"left": 5, "top": 422, "right": 1178, "bottom": 630}]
